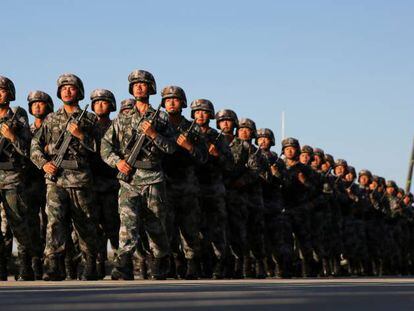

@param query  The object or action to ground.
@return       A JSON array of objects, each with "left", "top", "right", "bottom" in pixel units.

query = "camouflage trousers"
[
  {"left": 166, "top": 181, "right": 201, "bottom": 260},
  {"left": 245, "top": 187, "right": 266, "bottom": 260},
  {"left": 226, "top": 188, "right": 248, "bottom": 259},
  {"left": 95, "top": 188, "right": 120, "bottom": 261},
  {"left": 44, "top": 184, "right": 98, "bottom": 259},
  {"left": 0, "top": 187, "right": 39, "bottom": 258},
  {"left": 0, "top": 203, "right": 13, "bottom": 259},
  {"left": 263, "top": 198, "right": 293, "bottom": 271},
  {"left": 199, "top": 183, "right": 228, "bottom": 260},
  {"left": 116, "top": 182, "right": 169, "bottom": 261}
]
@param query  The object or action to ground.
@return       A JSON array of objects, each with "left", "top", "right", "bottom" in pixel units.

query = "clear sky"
[{"left": 2, "top": 0, "right": 414, "bottom": 188}]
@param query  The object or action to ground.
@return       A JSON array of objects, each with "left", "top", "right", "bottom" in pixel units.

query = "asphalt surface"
[{"left": 0, "top": 278, "right": 413, "bottom": 310}]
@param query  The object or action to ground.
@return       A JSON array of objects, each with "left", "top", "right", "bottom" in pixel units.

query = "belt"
[
  {"left": 132, "top": 161, "right": 160, "bottom": 170},
  {"left": 0, "top": 161, "right": 14, "bottom": 171},
  {"left": 60, "top": 160, "right": 79, "bottom": 170}
]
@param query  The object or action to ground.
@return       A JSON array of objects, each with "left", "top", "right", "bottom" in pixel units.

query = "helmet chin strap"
[
  {"left": 135, "top": 96, "right": 149, "bottom": 102},
  {"left": 63, "top": 100, "right": 78, "bottom": 106}
]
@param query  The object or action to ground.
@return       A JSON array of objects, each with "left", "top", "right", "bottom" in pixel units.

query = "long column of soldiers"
[{"left": 0, "top": 70, "right": 413, "bottom": 281}]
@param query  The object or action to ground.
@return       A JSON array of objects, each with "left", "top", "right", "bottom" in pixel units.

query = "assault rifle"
[
  {"left": 118, "top": 104, "right": 162, "bottom": 182},
  {"left": 45, "top": 105, "right": 89, "bottom": 182}
]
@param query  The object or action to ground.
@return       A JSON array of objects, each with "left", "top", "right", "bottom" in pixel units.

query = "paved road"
[{"left": 0, "top": 278, "right": 413, "bottom": 310}]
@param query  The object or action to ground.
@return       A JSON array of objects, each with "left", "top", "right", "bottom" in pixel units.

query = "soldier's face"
[
  {"left": 345, "top": 173, "right": 355, "bottom": 182},
  {"left": 284, "top": 146, "right": 297, "bottom": 159},
  {"left": 31, "top": 101, "right": 47, "bottom": 117},
  {"left": 369, "top": 181, "right": 378, "bottom": 190},
  {"left": 397, "top": 192, "right": 403, "bottom": 199},
  {"left": 194, "top": 110, "right": 210, "bottom": 126},
  {"left": 334, "top": 165, "right": 345, "bottom": 176},
  {"left": 132, "top": 82, "right": 149, "bottom": 98},
  {"left": 164, "top": 98, "right": 182, "bottom": 114},
  {"left": 60, "top": 85, "right": 78, "bottom": 103},
  {"left": 321, "top": 162, "right": 330, "bottom": 172},
  {"left": 299, "top": 153, "right": 311, "bottom": 165},
  {"left": 0, "top": 88, "right": 8, "bottom": 104},
  {"left": 257, "top": 137, "right": 271, "bottom": 149},
  {"left": 403, "top": 196, "right": 411, "bottom": 205},
  {"left": 94, "top": 100, "right": 111, "bottom": 116},
  {"left": 359, "top": 175, "right": 370, "bottom": 186},
  {"left": 121, "top": 108, "right": 131, "bottom": 115},
  {"left": 237, "top": 128, "right": 252, "bottom": 141},
  {"left": 312, "top": 155, "right": 322, "bottom": 167},
  {"left": 219, "top": 120, "right": 234, "bottom": 134},
  {"left": 386, "top": 187, "right": 395, "bottom": 195}
]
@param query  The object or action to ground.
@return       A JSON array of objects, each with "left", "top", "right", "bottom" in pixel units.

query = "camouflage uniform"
[
  {"left": 256, "top": 128, "right": 293, "bottom": 278},
  {"left": 281, "top": 138, "right": 316, "bottom": 277},
  {"left": 162, "top": 88, "right": 208, "bottom": 279},
  {"left": 30, "top": 74, "right": 99, "bottom": 281},
  {"left": 188, "top": 103, "right": 233, "bottom": 279},
  {"left": 90, "top": 89, "right": 120, "bottom": 278},
  {"left": 226, "top": 119, "right": 266, "bottom": 278},
  {"left": 101, "top": 70, "right": 176, "bottom": 280}
]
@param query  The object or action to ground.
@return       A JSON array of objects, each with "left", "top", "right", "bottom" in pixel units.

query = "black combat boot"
[
  {"left": 15, "top": 254, "right": 34, "bottom": 281},
  {"left": 243, "top": 256, "right": 255, "bottom": 278},
  {"left": 96, "top": 260, "right": 106, "bottom": 280},
  {"left": 111, "top": 254, "right": 134, "bottom": 280},
  {"left": 0, "top": 256, "right": 8, "bottom": 281},
  {"left": 255, "top": 260, "right": 266, "bottom": 279},
  {"left": 233, "top": 257, "right": 244, "bottom": 279},
  {"left": 213, "top": 259, "right": 224, "bottom": 280},
  {"left": 81, "top": 256, "right": 98, "bottom": 281},
  {"left": 185, "top": 258, "right": 199, "bottom": 280},
  {"left": 32, "top": 257, "right": 43, "bottom": 281},
  {"left": 151, "top": 257, "right": 166, "bottom": 280},
  {"left": 65, "top": 258, "right": 78, "bottom": 280},
  {"left": 43, "top": 255, "right": 65, "bottom": 281}
]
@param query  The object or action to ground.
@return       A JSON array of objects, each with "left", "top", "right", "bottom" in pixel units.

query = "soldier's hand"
[
  {"left": 270, "top": 164, "right": 279, "bottom": 176},
  {"left": 68, "top": 122, "right": 85, "bottom": 141},
  {"left": 208, "top": 144, "right": 219, "bottom": 157},
  {"left": 0, "top": 124, "right": 16, "bottom": 142},
  {"left": 298, "top": 172, "right": 306, "bottom": 184},
  {"left": 116, "top": 159, "right": 132, "bottom": 175},
  {"left": 177, "top": 134, "right": 194, "bottom": 152},
  {"left": 43, "top": 162, "right": 58, "bottom": 175},
  {"left": 141, "top": 120, "right": 157, "bottom": 139}
]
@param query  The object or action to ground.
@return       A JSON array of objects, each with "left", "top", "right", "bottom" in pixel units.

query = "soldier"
[
  {"left": 90, "top": 89, "right": 120, "bottom": 279},
  {"left": 25, "top": 90, "right": 54, "bottom": 279},
  {"left": 161, "top": 87, "right": 208, "bottom": 279},
  {"left": 224, "top": 117, "right": 266, "bottom": 278},
  {"left": 31, "top": 73, "right": 99, "bottom": 281},
  {"left": 119, "top": 99, "right": 134, "bottom": 116},
  {"left": 0, "top": 76, "right": 39, "bottom": 281},
  {"left": 189, "top": 103, "right": 233, "bottom": 279},
  {"left": 256, "top": 128, "right": 293, "bottom": 278},
  {"left": 281, "top": 137, "right": 317, "bottom": 277},
  {"left": 101, "top": 70, "right": 175, "bottom": 280}
]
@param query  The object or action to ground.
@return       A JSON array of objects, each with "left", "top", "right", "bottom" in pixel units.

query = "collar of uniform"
[{"left": 132, "top": 103, "right": 155, "bottom": 118}]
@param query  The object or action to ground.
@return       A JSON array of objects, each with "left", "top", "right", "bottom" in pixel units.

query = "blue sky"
[{"left": 2, "top": 0, "right": 414, "bottom": 188}]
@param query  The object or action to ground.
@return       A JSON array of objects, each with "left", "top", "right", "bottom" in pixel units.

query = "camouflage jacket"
[
  {"left": 163, "top": 116, "right": 208, "bottom": 188},
  {"left": 24, "top": 123, "right": 46, "bottom": 194},
  {"left": 90, "top": 119, "right": 119, "bottom": 192},
  {"left": 100, "top": 104, "right": 176, "bottom": 187},
  {"left": 281, "top": 160, "right": 316, "bottom": 207},
  {"left": 195, "top": 127, "right": 234, "bottom": 188},
  {"left": 259, "top": 150, "right": 284, "bottom": 197},
  {"left": 0, "top": 107, "right": 31, "bottom": 189},
  {"left": 30, "top": 106, "right": 97, "bottom": 188}
]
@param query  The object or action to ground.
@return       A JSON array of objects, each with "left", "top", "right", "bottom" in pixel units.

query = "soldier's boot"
[
  {"left": 81, "top": 256, "right": 98, "bottom": 281},
  {"left": 255, "top": 260, "right": 266, "bottom": 279},
  {"left": 0, "top": 256, "right": 8, "bottom": 281},
  {"left": 243, "top": 256, "right": 255, "bottom": 278},
  {"left": 185, "top": 258, "right": 199, "bottom": 280},
  {"left": 32, "top": 257, "right": 43, "bottom": 280},
  {"left": 151, "top": 257, "right": 166, "bottom": 280},
  {"left": 322, "top": 258, "right": 331, "bottom": 277},
  {"left": 43, "top": 255, "right": 65, "bottom": 281},
  {"left": 279, "top": 258, "right": 293, "bottom": 279},
  {"left": 96, "top": 260, "right": 106, "bottom": 280},
  {"left": 135, "top": 257, "right": 148, "bottom": 280},
  {"left": 111, "top": 254, "right": 134, "bottom": 281},
  {"left": 213, "top": 258, "right": 224, "bottom": 280},
  {"left": 301, "top": 259, "right": 314, "bottom": 278},
  {"left": 65, "top": 258, "right": 78, "bottom": 280},
  {"left": 15, "top": 254, "right": 34, "bottom": 281},
  {"left": 266, "top": 257, "right": 276, "bottom": 277},
  {"left": 174, "top": 256, "right": 186, "bottom": 279},
  {"left": 233, "top": 257, "right": 244, "bottom": 279}
]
